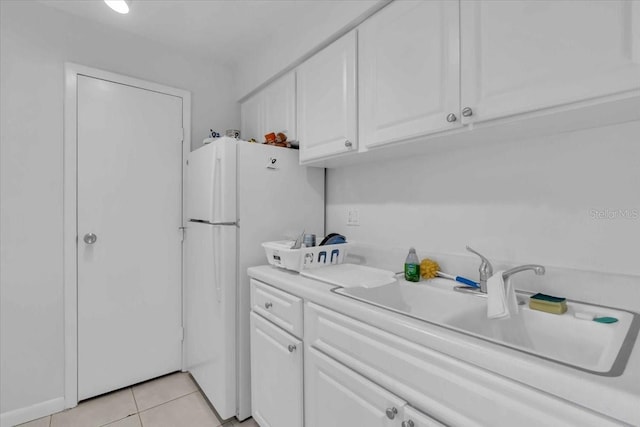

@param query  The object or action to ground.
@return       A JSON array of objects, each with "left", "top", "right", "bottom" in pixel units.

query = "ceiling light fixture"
[{"left": 104, "top": 0, "right": 131, "bottom": 14}]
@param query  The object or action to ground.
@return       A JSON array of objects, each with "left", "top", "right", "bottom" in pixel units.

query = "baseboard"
[{"left": 0, "top": 397, "right": 65, "bottom": 427}]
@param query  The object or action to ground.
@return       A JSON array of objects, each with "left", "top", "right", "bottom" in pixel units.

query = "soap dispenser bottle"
[{"left": 404, "top": 247, "right": 420, "bottom": 282}]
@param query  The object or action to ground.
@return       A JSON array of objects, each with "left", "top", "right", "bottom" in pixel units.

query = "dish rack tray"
[{"left": 262, "top": 240, "right": 350, "bottom": 272}]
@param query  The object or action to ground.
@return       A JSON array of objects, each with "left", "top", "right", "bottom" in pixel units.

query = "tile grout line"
[
  {"left": 130, "top": 386, "right": 143, "bottom": 427},
  {"left": 96, "top": 388, "right": 139, "bottom": 427},
  {"left": 130, "top": 386, "right": 141, "bottom": 413},
  {"left": 136, "top": 389, "right": 201, "bottom": 415}
]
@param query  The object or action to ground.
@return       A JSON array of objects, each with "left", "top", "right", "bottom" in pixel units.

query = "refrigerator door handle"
[
  {"left": 187, "top": 220, "right": 237, "bottom": 226},
  {"left": 213, "top": 150, "right": 223, "bottom": 221},
  {"left": 213, "top": 226, "right": 222, "bottom": 303}
]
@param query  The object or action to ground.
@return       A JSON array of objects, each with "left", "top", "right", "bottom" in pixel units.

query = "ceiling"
[{"left": 38, "top": 0, "right": 370, "bottom": 66}]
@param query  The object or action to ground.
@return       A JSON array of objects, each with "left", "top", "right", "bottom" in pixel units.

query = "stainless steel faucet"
[
  {"left": 502, "top": 264, "right": 546, "bottom": 280},
  {"left": 466, "top": 246, "right": 493, "bottom": 292},
  {"left": 457, "top": 247, "right": 546, "bottom": 295}
]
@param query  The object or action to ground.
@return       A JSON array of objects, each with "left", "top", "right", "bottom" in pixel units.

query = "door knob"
[
  {"left": 83, "top": 233, "right": 97, "bottom": 244},
  {"left": 462, "top": 107, "right": 473, "bottom": 117},
  {"left": 344, "top": 140, "right": 353, "bottom": 148},
  {"left": 402, "top": 421, "right": 415, "bottom": 427},
  {"left": 288, "top": 344, "right": 296, "bottom": 353},
  {"left": 264, "top": 302, "right": 273, "bottom": 309},
  {"left": 446, "top": 113, "right": 457, "bottom": 122}
]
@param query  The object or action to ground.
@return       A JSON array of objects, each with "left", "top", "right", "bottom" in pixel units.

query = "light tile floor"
[{"left": 17, "top": 372, "right": 259, "bottom": 427}]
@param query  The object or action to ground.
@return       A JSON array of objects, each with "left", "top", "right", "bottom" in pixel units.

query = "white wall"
[
  {"left": 233, "top": 0, "right": 379, "bottom": 100},
  {"left": 0, "top": 1, "right": 236, "bottom": 419},
  {"left": 327, "top": 120, "right": 640, "bottom": 277}
]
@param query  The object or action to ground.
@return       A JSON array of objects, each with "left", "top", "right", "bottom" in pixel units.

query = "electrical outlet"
[{"left": 347, "top": 208, "right": 360, "bottom": 226}]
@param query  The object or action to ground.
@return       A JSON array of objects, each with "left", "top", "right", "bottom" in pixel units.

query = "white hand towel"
[
  {"left": 504, "top": 273, "right": 519, "bottom": 317},
  {"left": 487, "top": 271, "right": 519, "bottom": 319}
]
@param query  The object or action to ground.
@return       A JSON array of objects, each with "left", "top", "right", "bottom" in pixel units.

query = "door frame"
[{"left": 63, "top": 63, "right": 191, "bottom": 408}]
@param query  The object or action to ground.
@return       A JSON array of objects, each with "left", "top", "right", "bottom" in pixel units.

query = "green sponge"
[{"left": 529, "top": 293, "right": 567, "bottom": 314}]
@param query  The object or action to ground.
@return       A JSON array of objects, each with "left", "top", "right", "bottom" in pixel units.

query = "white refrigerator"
[{"left": 185, "top": 137, "right": 324, "bottom": 421}]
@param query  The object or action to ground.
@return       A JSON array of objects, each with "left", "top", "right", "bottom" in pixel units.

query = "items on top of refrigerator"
[{"left": 261, "top": 131, "right": 299, "bottom": 149}]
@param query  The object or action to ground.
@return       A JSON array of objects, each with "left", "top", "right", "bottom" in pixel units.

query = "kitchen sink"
[{"left": 334, "top": 278, "right": 640, "bottom": 376}]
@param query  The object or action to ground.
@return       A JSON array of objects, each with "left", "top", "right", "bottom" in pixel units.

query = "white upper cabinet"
[
  {"left": 359, "top": 0, "right": 461, "bottom": 149},
  {"left": 461, "top": 0, "right": 640, "bottom": 124},
  {"left": 297, "top": 30, "right": 357, "bottom": 164},
  {"left": 240, "top": 92, "right": 263, "bottom": 142},
  {"left": 264, "top": 72, "right": 296, "bottom": 142},
  {"left": 240, "top": 72, "right": 296, "bottom": 142}
]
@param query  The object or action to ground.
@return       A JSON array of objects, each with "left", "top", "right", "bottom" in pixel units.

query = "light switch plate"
[{"left": 347, "top": 208, "right": 360, "bottom": 226}]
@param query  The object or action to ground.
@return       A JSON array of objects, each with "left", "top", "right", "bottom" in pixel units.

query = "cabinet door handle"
[
  {"left": 288, "top": 344, "right": 297, "bottom": 353},
  {"left": 446, "top": 113, "right": 457, "bottom": 122},
  {"left": 344, "top": 140, "right": 353, "bottom": 148},
  {"left": 402, "top": 421, "right": 415, "bottom": 427},
  {"left": 385, "top": 407, "right": 398, "bottom": 420},
  {"left": 462, "top": 107, "right": 473, "bottom": 117},
  {"left": 264, "top": 302, "right": 273, "bottom": 309}
]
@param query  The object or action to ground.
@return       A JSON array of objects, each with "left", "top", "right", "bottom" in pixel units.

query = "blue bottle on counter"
[{"left": 404, "top": 247, "right": 420, "bottom": 282}]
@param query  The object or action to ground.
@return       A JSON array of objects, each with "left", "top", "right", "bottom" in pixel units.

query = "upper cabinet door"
[
  {"left": 263, "top": 72, "right": 297, "bottom": 142},
  {"left": 240, "top": 93, "right": 264, "bottom": 142},
  {"left": 241, "top": 72, "right": 296, "bottom": 143},
  {"left": 359, "top": 1, "right": 461, "bottom": 149},
  {"left": 297, "top": 30, "right": 357, "bottom": 164},
  {"left": 461, "top": 0, "right": 640, "bottom": 124}
]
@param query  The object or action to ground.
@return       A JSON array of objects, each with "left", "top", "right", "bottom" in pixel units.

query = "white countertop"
[{"left": 248, "top": 265, "right": 640, "bottom": 426}]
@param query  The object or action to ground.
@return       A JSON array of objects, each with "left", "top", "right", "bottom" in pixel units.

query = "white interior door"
[{"left": 77, "top": 75, "right": 184, "bottom": 400}]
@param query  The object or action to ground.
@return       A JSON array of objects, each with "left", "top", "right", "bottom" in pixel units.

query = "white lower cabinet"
[
  {"left": 248, "top": 272, "right": 624, "bottom": 427},
  {"left": 402, "top": 405, "right": 447, "bottom": 427},
  {"left": 305, "top": 346, "right": 444, "bottom": 427},
  {"left": 305, "top": 302, "right": 623, "bottom": 427},
  {"left": 250, "top": 312, "right": 303, "bottom": 427},
  {"left": 305, "top": 346, "right": 405, "bottom": 427}
]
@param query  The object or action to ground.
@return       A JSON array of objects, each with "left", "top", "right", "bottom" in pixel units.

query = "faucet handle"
[{"left": 466, "top": 246, "right": 494, "bottom": 281}]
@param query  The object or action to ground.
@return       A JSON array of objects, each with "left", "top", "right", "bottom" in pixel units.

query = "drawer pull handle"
[
  {"left": 288, "top": 344, "right": 297, "bottom": 353},
  {"left": 402, "top": 421, "right": 415, "bottom": 427},
  {"left": 386, "top": 407, "right": 398, "bottom": 420},
  {"left": 264, "top": 302, "right": 273, "bottom": 309}
]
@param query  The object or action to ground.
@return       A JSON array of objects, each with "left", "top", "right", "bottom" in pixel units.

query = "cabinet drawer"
[
  {"left": 251, "top": 279, "right": 303, "bottom": 338},
  {"left": 305, "top": 302, "right": 622, "bottom": 427}
]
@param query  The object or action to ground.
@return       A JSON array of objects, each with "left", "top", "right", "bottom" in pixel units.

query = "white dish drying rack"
[{"left": 262, "top": 240, "right": 350, "bottom": 272}]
